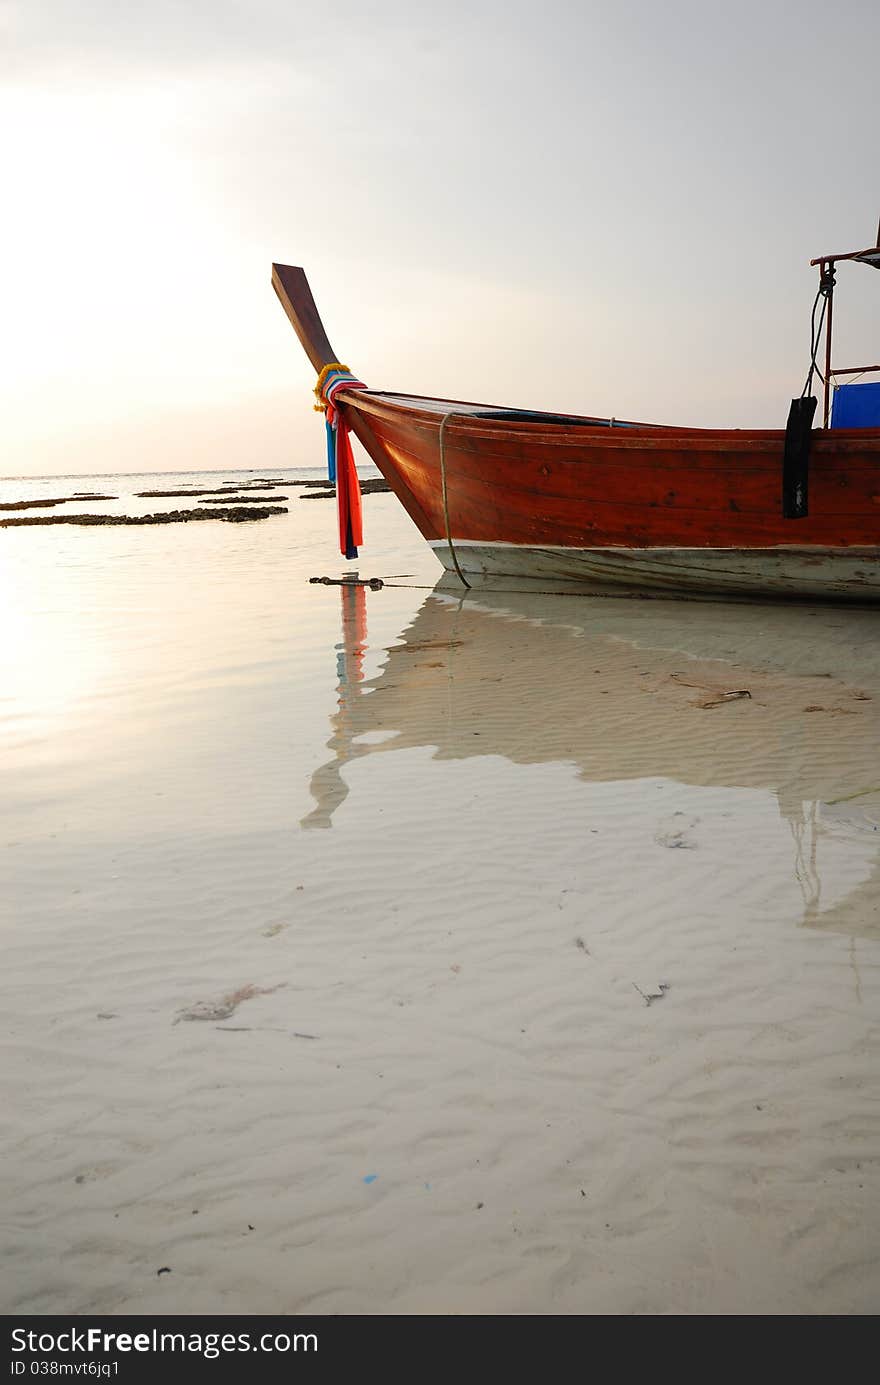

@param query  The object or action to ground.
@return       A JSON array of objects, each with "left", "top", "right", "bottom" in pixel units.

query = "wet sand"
[{"left": 1, "top": 468, "right": 879, "bottom": 1314}]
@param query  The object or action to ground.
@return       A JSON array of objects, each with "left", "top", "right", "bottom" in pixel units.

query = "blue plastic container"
[{"left": 830, "top": 381, "right": 880, "bottom": 428}]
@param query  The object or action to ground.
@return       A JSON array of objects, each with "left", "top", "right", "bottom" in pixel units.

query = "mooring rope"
[{"left": 438, "top": 412, "right": 471, "bottom": 589}]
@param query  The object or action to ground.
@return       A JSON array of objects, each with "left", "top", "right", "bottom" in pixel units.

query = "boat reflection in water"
[
  {"left": 302, "top": 580, "right": 371, "bottom": 833},
  {"left": 304, "top": 577, "right": 880, "bottom": 939}
]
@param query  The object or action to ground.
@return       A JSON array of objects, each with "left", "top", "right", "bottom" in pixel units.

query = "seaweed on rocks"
[
  {"left": 0, "top": 495, "right": 117, "bottom": 511},
  {"left": 196, "top": 495, "right": 288, "bottom": 504},
  {"left": 300, "top": 478, "right": 390, "bottom": 498},
  {"left": 135, "top": 487, "right": 281, "bottom": 498},
  {"left": 1, "top": 506, "right": 287, "bottom": 527}
]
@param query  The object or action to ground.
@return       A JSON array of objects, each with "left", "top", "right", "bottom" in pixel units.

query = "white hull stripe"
[{"left": 426, "top": 541, "right": 880, "bottom": 600}]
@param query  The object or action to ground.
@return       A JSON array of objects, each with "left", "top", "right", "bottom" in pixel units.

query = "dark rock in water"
[
  {"left": 196, "top": 495, "right": 288, "bottom": 504},
  {"left": 136, "top": 487, "right": 280, "bottom": 498},
  {"left": 1, "top": 506, "right": 287, "bottom": 527},
  {"left": 193, "top": 506, "right": 287, "bottom": 521},
  {"left": 301, "top": 478, "right": 391, "bottom": 499},
  {"left": 291, "top": 478, "right": 389, "bottom": 492},
  {"left": 0, "top": 495, "right": 117, "bottom": 511},
  {"left": 1, "top": 499, "right": 69, "bottom": 511}
]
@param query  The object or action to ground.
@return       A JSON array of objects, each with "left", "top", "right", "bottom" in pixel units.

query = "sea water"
[{"left": 2, "top": 467, "right": 880, "bottom": 1314}]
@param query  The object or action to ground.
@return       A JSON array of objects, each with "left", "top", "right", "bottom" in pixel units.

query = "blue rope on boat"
[{"left": 325, "top": 418, "right": 337, "bottom": 483}]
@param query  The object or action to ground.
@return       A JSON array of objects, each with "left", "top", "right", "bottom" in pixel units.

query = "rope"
[
  {"left": 801, "top": 266, "right": 835, "bottom": 399},
  {"left": 438, "top": 412, "right": 471, "bottom": 589}
]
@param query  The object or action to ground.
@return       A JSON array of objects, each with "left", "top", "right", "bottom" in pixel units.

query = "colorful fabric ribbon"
[{"left": 314, "top": 364, "right": 368, "bottom": 560}]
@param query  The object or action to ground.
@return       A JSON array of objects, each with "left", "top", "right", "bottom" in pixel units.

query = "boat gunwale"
[{"left": 337, "top": 388, "right": 880, "bottom": 449}]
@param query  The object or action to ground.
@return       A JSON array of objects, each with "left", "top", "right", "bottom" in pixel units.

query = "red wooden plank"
[{"left": 355, "top": 410, "right": 880, "bottom": 548}]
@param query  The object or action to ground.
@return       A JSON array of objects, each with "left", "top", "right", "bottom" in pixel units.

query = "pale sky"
[{"left": 2, "top": 0, "right": 878, "bottom": 476}]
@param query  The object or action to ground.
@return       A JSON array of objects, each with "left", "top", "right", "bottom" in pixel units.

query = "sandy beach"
[{"left": 2, "top": 470, "right": 879, "bottom": 1315}]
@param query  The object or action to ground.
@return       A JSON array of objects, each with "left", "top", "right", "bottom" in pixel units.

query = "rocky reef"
[
  {"left": 0, "top": 495, "right": 117, "bottom": 511},
  {"left": 196, "top": 495, "right": 288, "bottom": 504},
  {"left": 300, "top": 478, "right": 391, "bottom": 499},
  {"left": 1, "top": 506, "right": 287, "bottom": 527}
]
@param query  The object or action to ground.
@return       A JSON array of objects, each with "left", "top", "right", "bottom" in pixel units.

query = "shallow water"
[{"left": 2, "top": 469, "right": 879, "bottom": 1314}]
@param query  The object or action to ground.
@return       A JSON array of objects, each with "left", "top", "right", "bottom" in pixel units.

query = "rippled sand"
[{"left": 2, "top": 470, "right": 879, "bottom": 1314}]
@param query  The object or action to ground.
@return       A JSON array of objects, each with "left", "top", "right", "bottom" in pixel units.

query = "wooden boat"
[{"left": 272, "top": 236, "right": 880, "bottom": 601}]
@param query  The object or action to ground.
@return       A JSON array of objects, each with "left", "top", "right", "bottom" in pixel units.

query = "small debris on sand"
[
  {"left": 825, "top": 785, "right": 880, "bottom": 806},
  {"left": 309, "top": 575, "right": 384, "bottom": 589},
  {"left": 215, "top": 1027, "right": 318, "bottom": 1038},
  {"left": 655, "top": 829, "right": 697, "bottom": 849},
  {"left": 174, "top": 982, "right": 285, "bottom": 1023},
  {"left": 632, "top": 981, "right": 670, "bottom": 1006},
  {"left": 392, "top": 638, "right": 466, "bottom": 653},
  {"left": 698, "top": 689, "right": 751, "bottom": 709},
  {"left": 669, "top": 674, "right": 752, "bottom": 709}
]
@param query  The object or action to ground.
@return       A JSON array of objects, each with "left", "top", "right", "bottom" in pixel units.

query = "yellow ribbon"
[{"left": 313, "top": 362, "right": 352, "bottom": 412}]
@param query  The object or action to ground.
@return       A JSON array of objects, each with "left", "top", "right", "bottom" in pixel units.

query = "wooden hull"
[
  {"left": 344, "top": 391, "right": 880, "bottom": 601},
  {"left": 269, "top": 263, "right": 880, "bottom": 601}
]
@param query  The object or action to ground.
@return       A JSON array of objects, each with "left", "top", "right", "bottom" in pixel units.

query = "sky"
[{"left": 2, "top": 0, "right": 879, "bottom": 475}]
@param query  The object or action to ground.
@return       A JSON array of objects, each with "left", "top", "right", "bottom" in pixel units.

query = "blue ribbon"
[{"left": 324, "top": 417, "right": 337, "bottom": 483}]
